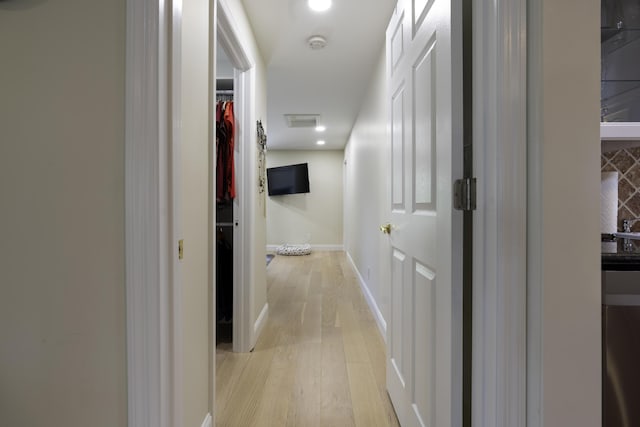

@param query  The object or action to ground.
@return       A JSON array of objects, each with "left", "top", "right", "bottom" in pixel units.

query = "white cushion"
[{"left": 275, "top": 243, "right": 312, "bottom": 256}]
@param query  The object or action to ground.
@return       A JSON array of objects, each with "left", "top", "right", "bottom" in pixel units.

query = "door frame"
[
  {"left": 471, "top": 0, "right": 527, "bottom": 426},
  {"left": 125, "top": 0, "right": 530, "bottom": 424},
  {"left": 124, "top": 0, "right": 183, "bottom": 425},
  {"left": 216, "top": 0, "right": 257, "bottom": 354},
  {"left": 125, "top": 0, "right": 258, "bottom": 426}
]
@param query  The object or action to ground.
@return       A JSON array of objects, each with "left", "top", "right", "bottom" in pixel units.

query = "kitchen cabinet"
[
  {"left": 601, "top": 0, "right": 640, "bottom": 141},
  {"left": 602, "top": 270, "right": 640, "bottom": 426}
]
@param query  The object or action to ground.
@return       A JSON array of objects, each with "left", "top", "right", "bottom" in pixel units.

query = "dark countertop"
[{"left": 602, "top": 238, "right": 640, "bottom": 270}]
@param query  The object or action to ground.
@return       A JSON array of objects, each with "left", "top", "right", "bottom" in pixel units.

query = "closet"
[
  {"left": 216, "top": 77, "right": 235, "bottom": 344},
  {"left": 215, "top": 11, "right": 255, "bottom": 353}
]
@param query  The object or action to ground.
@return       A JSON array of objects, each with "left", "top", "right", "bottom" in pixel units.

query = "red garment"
[
  {"left": 216, "top": 102, "right": 224, "bottom": 201},
  {"left": 223, "top": 101, "right": 236, "bottom": 200},
  {"left": 216, "top": 101, "right": 236, "bottom": 202}
]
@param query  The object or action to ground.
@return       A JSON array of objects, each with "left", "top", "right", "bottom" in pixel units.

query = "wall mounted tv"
[{"left": 266, "top": 163, "right": 310, "bottom": 196}]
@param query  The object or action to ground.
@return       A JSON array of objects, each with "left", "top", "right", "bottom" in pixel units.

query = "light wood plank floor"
[{"left": 216, "top": 251, "right": 400, "bottom": 427}]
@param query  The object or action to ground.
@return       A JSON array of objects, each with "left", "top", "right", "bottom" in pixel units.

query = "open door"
[{"left": 384, "top": 0, "right": 464, "bottom": 425}]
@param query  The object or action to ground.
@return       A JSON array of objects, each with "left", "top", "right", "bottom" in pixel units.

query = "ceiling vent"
[{"left": 284, "top": 114, "right": 321, "bottom": 128}]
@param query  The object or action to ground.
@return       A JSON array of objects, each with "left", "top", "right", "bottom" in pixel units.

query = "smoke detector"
[{"left": 307, "top": 35, "right": 327, "bottom": 50}]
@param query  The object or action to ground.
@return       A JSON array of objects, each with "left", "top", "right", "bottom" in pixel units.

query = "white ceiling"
[{"left": 235, "top": 0, "right": 396, "bottom": 151}]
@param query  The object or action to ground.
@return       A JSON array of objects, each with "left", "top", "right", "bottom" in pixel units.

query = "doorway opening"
[
  {"left": 215, "top": 54, "right": 236, "bottom": 347},
  {"left": 213, "top": 0, "right": 255, "bottom": 356}
]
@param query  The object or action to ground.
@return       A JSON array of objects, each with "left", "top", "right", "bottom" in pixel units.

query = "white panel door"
[{"left": 385, "top": 0, "right": 463, "bottom": 426}]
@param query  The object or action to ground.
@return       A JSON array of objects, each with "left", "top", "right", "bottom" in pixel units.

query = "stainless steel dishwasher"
[{"left": 603, "top": 270, "right": 640, "bottom": 427}]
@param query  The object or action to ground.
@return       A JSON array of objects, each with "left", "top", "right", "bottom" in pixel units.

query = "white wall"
[
  {"left": 528, "top": 0, "right": 601, "bottom": 425},
  {"left": 266, "top": 150, "right": 344, "bottom": 248},
  {"left": 217, "top": 44, "right": 235, "bottom": 79},
  {"left": 181, "top": 0, "right": 211, "bottom": 425},
  {"left": 343, "top": 47, "right": 389, "bottom": 331},
  {"left": 0, "top": 1, "right": 127, "bottom": 426}
]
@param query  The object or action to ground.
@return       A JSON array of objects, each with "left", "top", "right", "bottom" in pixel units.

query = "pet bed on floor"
[{"left": 275, "top": 243, "right": 312, "bottom": 256}]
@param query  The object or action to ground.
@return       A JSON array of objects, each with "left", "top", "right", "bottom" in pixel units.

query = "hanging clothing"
[{"left": 216, "top": 100, "right": 236, "bottom": 202}]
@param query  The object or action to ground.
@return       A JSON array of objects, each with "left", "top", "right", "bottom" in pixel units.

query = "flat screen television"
[{"left": 266, "top": 163, "right": 310, "bottom": 196}]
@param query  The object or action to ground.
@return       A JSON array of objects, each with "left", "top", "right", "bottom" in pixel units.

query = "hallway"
[{"left": 215, "top": 251, "right": 400, "bottom": 426}]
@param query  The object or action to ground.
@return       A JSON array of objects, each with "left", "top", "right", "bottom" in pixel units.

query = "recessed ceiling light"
[
  {"left": 315, "top": 125, "right": 326, "bottom": 132},
  {"left": 308, "top": 0, "right": 332, "bottom": 12},
  {"left": 317, "top": 140, "right": 326, "bottom": 145}
]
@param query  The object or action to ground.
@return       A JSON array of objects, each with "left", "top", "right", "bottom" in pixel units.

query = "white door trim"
[
  {"left": 209, "top": 0, "right": 217, "bottom": 416},
  {"left": 125, "top": 0, "right": 182, "bottom": 426},
  {"left": 472, "top": 0, "right": 527, "bottom": 426},
  {"left": 170, "top": 1, "right": 184, "bottom": 424},
  {"left": 525, "top": 1, "right": 543, "bottom": 425},
  {"left": 216, "top": 0, "right": 257, "bottom": 353}
]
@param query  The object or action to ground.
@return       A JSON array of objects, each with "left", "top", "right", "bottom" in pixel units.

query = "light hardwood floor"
[{"left": 215, "top": 251, "right": 400, "bottom": 427}]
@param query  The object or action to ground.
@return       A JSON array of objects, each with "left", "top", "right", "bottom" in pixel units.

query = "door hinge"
[
  {"left": 454, "top": 178, "right": 477, "bottom": 211},
  {"left": 178, "top": 239, "right": 184, "bottom": 260}
]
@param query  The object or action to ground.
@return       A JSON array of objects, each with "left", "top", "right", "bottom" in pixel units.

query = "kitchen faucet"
[{"left": 622, "top": 218, "right": 640, "bottom": 232}]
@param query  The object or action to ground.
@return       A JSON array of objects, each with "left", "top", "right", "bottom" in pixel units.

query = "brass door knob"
[{"left": 380, "top": 223, "right": 392, "bottom": 234}]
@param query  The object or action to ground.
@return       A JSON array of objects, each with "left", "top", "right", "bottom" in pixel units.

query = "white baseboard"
[
  {"left": 313, "top": 244, "right": 344, "bottom": 251},
  {"left": 200, "top": 413, "right": 212, "bottom": 427},
  {"left": 346, "top": 252, "right": 387, "bottom": 341},
  {"left": 253, "top": 303, "right": 269, "bottom": 345},
  {"left": 266, "top": 244, "right": 344, "bottom": 252}
]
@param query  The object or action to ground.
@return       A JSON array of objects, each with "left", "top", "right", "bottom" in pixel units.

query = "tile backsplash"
[{"left": 602, "top": 147, "right": 640, "bottom": 231}]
